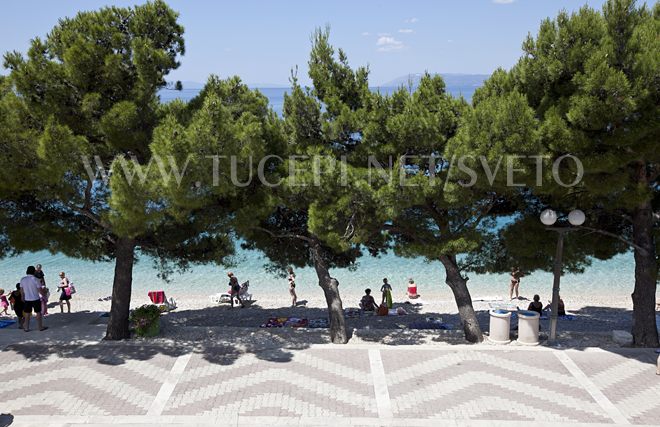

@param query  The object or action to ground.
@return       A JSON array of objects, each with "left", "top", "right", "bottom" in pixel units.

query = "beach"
[{"left": 11, "top": 285, "right": 637, "bottom": 348}]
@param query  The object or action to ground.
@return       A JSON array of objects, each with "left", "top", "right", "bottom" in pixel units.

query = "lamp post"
[{"left": 540, "top": 208, "right": 585, "bottom": 342}]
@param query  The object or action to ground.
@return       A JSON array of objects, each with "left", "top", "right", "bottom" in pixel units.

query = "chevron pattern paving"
[
  {"left": 0, "top": 344, "right": 177, "bottom": 416},
  {"left": 568, "top": 349, "right": 660, "bottom": 425},
  {"left": 380, "top": 349, "right": 612, "bottom": 422},
  {"left": 1, "top": 343, "right": 658, "bottom": 424},
  {"left": 162, "top": 348, "right": 378, "bottom": 417}
]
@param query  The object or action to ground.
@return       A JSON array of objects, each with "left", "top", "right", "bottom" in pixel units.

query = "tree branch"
[
  {"left": 577, "top": 225, "right": 648, "bottom": 256},
  {"left": 252, "top": 226, "right": 314, "bottom": 244}
]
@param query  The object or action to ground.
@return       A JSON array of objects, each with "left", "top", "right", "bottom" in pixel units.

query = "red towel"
[{"left": 148, "top": 291, "right": 165, "bottom": 304}]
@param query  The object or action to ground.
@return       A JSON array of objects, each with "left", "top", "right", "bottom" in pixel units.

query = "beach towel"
[
  {"left": 385, "top": 289, "right": 393, "bottom": 308},
  {"left": 260, "top": 317, "right": 288, "bottom": 328},
  {"left": 284, "top": 317, "right": 309, "bottom": 328},
  {"left": 409, "top": 321, "right": 451, "bottom": 330},
  {"left": 0, "top": 319, "right": 16, "bottom": 329},
  {"left": 308, "top": 318, "right": 329, "bottom": 328}
]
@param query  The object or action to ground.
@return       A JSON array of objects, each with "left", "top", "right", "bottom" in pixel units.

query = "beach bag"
[
  {"left": 64, "top": 287, "right": 72, "bottom": 297},
  {"left": 69, "top": 284, "right": 76, "bottom": 295},
  {"left": 377, "top": 304, "right": 388, "bottom": 316}
]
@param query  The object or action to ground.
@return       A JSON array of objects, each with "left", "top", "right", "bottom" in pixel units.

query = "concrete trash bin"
[
  {"left": 517, "top": 310, "right": 540, "bottom": 345},
  {"left": 489, "top": 309, "right": 512, "bottom": 344}
]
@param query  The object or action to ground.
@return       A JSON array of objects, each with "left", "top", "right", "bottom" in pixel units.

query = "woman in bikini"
[{"left": 287, "top": 267, "right": 297, "bottom": 307}]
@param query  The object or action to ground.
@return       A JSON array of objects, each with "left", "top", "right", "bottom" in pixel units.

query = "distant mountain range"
[{"left": 171, "top": 73, "right": 490, "bottom": 90}]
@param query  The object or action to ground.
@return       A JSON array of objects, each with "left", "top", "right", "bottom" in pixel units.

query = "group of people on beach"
[
  {"left": 359, "top": 277, "right": 421, "bottom": 312},
  {"left": 508, "top": 267, "right": 567, "bottom": 316},
  {"left": 0, "top": 265, "right": 75, "bottom": 331}
]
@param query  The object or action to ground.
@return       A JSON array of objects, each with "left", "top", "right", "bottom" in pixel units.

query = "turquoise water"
[
  {"left": 0, "top": 248, "right": 636, "bottom": 300},
  {"left": 0, "top": 85, "right": 639, "bottom": 301}
]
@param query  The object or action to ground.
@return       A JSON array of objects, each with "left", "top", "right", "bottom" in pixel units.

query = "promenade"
[{"left": 0, "top": 313, "right": 658, "bottom": 426}]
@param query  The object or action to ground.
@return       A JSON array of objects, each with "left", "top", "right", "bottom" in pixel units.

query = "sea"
[{"left": 0, "top": 84, "right": 637, "bottom": 301}]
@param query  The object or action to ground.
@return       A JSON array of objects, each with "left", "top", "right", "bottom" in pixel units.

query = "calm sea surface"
[{"left": 0, "top": 85, "right": 637, "bottom": 300}]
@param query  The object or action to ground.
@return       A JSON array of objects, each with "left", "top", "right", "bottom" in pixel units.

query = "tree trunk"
[
  {"left": 310, "top": 243, "right": 348, "bottom": 344},
  {"left": 630, "top": 201, "right": 659, "bottom": 347},
  {"left": 105, "top": 237, "right": 136, "bottom": 340},
  {"left": 439, "top": 254, "right": 484, "bottom": 343}
]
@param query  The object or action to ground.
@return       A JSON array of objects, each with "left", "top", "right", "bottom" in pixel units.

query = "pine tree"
[
  {"left": 0, "top": 1, "right": 231, "bottom": 339},
  {"left": 472, "top": 0, "right": 659, "bottom": 346}
]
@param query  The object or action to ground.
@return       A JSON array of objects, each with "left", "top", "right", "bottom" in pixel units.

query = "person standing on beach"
[
  {"left": 20, "top": 266, "right": 48, "bottom": 332},
  {"left": 287, "top": 267, "right": 297, "bottom": 307},
  {"left": 380, "top": 278, "right": 392, "bottom": 307},
  {"left": 57, "top": 272, "right": 72, "bottom": 313},
  {"left": 34, "top": 264, "right": 49, "bottom": 316},
  {"left": 509, "top": 267, "right": 522, "bottom": 300},
  {"left": 227, "top": 272, "right": 244, "bottom": 308}
]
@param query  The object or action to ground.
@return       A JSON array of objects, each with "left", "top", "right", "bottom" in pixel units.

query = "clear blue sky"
[{"left": 1, "top": 0, "right": 612, "bottom": 86}]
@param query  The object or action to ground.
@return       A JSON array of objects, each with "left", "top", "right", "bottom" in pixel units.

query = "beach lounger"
[
  {"left": 148, "top": 290, "right": 177, "bottom": 311},
  {"left": 213, "top": 281, "right": 252, "bottom": 304}
]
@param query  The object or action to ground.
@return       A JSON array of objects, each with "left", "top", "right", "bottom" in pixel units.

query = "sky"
[{"left": 0, "top": 0, "right": 613, "bottom": 87}]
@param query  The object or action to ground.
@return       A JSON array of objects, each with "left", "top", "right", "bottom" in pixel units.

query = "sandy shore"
[
  {"left": 12, "top": 287, "right": 645, "bottom": 348},
  {"left": 3, "top": 282, "right": 652, "bottom": 349}
]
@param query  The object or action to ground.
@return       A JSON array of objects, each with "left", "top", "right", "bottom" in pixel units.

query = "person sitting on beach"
[
  {"left": 227, "top": 272, "right": 245, "bottom": 308},
  {"left": 380, "top": 278, "right": 392, "bottom": 306},
  {"left": 527, "top": 294, "right": 543, "bottom": 316},
  {"left": 407, "top": 278, "right": 420, "bottom": 299},
  {"left": 544, "top": 296, "right": 566, "bottom": 316},
  {"left": 359, "top": 289, "right": 378, "bottom": 311}
]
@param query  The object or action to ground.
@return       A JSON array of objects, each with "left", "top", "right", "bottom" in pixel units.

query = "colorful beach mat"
[{"left": 260, "top": 317, "right": 310, "bottom": 328}]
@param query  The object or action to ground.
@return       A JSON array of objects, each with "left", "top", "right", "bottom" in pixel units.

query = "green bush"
[{"left": 129, "top": 304, "right": 162, "bottom": 337}]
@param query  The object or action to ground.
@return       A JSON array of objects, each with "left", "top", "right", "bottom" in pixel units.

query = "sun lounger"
[
  {"left": 148, "top": 290, "right": 176, "bottom": 311},
  {"left": 212, "top": 281, "right": 252, "bottom": 304}
]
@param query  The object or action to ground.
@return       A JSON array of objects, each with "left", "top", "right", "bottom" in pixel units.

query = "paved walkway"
[{"left": 0, "top": 337, "right": 658, "bottom": 426}]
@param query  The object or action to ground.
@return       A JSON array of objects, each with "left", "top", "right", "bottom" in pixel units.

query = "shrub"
[{"left": 129, "top": 304, "right": 162, "bottom": 337}]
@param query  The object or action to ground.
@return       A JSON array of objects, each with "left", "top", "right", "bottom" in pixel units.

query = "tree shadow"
[{"left": 3, "top": 302, "right": 655, "bottom": 369}]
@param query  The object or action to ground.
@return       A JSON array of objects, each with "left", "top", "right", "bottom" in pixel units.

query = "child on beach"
[
  {"left": 9, "top": 284, "right": 24, "bottom": 328},
  {"left": 0, "top": 289, "right": 9, "bottom": 315},
  {"left": 380, "top": 278, "right": 392, "bottom": 308}
]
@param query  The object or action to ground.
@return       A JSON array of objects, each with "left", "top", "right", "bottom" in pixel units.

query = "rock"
[{"left": 612, "top": 330, "right": 633, "bottom": 346}]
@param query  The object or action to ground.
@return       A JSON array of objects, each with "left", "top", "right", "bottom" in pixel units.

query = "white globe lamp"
[
  {"left": 540, "top": 209, "right": 558, "bottom": 226},
  {"left": 568, "top": 209, "right": 585, "bottom": 226}
]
